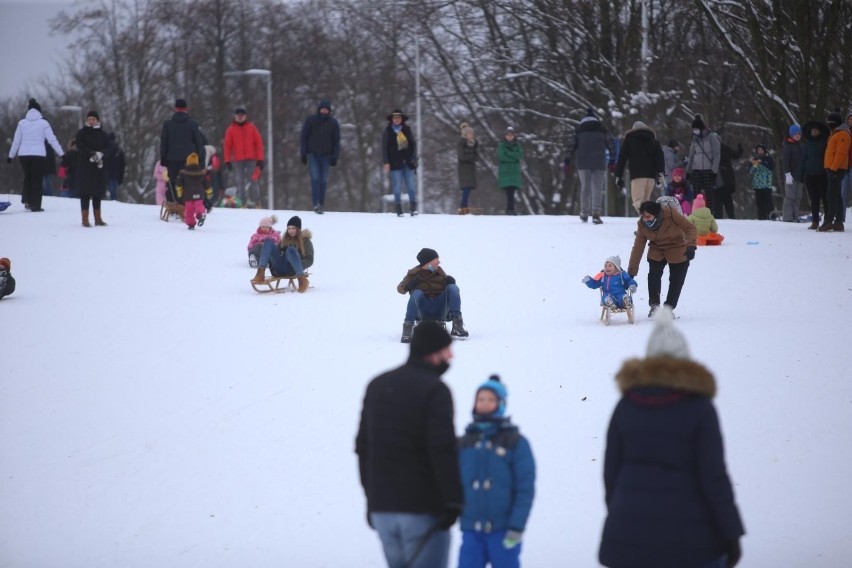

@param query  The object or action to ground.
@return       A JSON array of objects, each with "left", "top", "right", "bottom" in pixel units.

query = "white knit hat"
[
  {"left": 646, "top": 306, "right": 690, "bottom": 359},
  {"left": 605, "top": 255, "right": 622, "bottom": 272}
]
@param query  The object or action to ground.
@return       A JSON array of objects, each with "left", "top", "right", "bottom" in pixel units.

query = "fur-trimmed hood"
[{"left": 615, "top": 356, "right": 716, "bottom": 398}]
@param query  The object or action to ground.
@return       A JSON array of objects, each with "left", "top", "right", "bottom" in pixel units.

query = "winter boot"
[
  {"left": 603, "top": 296, "right": 617, "bottom": 308},
  {"left": 648, "top": 304, "right": 660, "bottom": 318},
  {"left": 400, "top": 320, "right": 415, "bottom": 343},
  {"left": 451, "top": 314, "right": 469, "bottom": 338},
  {"left": 458, "top": 207, "right": 469, "bottom": 215},
  {"left": 396, "top": 204, "right": 404, "bottom": 217},
  {"left": 808, "top": 220, "right": 819, "bottom": 230},
  {"left": 81, "top": 210, "right": 91, "bottom": 227},
  {"left": 94, "top": 209, "right": 107, "bottom": 226},
  {"left": 410, "top": 202, "right": 418, "bottom": 216},
  {"left": 251, "top": 267, "right": 266, "bottom": 284},
  {"left": 580, "top": 215, "right": 588, "bottom": 223},
  {"left": 197, "top": 213, "right": 206, "bottom": 227},
  {"left": 833, "top": 221, "right": 844, "bottom": 232},
  {"left": 592, "top": 213, "right": 603, "bottom": 224},
  {"left": 818, "top": 222, "right": 834, "bottom": 232},
  {"left": 297, "top": 274, "right": 309, "bottom": 293}
]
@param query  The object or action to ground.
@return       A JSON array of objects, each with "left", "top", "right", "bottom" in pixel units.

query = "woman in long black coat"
[
  {"left": 75, "top": 110, "right": 110, "bottom": 227},
  {"left": 713, "top": 141, "right": 743, "bottom": 219},
  {"left": 599, "top": 307, "right": 745, "bottom": 568}
]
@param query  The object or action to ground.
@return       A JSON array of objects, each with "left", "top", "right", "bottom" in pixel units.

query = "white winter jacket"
[{"left": 8, "top": 109, "right": 64, "bottom": 159}]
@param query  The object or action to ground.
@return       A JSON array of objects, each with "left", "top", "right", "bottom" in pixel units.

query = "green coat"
[
  {"left": 687, "top": 208, "right": 718, "bottom": 236},
  {"left": 497, "top": 140, "right": 523, "bottom": 189}
]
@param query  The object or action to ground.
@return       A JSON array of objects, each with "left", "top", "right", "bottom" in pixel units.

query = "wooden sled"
[
  {"left": 600, "top": 289, "right": 635, "bottom": 326},
  {"left": 251, "top": 272, "right": 312, "bottom": 294},
  {"left": 160, "top": 201, "right": 185, "bottom": 222}
]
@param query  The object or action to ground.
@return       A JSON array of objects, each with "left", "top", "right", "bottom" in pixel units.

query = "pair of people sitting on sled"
[
  {"left": 582, "top": 255, "right": 638, "bottom": 309},
  {"left": 249, "top": 215, "right": 313, "bottom": 292}
]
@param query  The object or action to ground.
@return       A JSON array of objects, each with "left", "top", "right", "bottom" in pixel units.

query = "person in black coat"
[
  {"left": 299, "top": 99, "right": 341, "bottom": 214},
  {"left": 614, "top": 121, "right": 665, "bottom": 214},
  {"left": 75, "top": 111, "right": 111, "bottom": 227},
  {"left": 599, "top": 306, "right": 745, "bottom": 568},
  {"left": 356, "top": 322, "right": 463, "bottom": 568},
  {"left": 800, "top": 120, "right": 830, "bottom": 229},
  {"left": 159, "top": 98, "right": 206, "bottom": 203},
  {"left": 382, "top": 109, "right": 419, "bottom": 216},
  {"left": 105, "top": 132, "right": 126, "bottom": 201},
  {"left": 713, "top": 140, "right": 743, "bottom": 219}
]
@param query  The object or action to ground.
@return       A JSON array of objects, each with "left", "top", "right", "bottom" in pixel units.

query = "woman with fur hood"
[
  {"left": 250, "top": 215, "right": 313, "bottom": 292},
  {"left": 599, "top": 307, "right": 745, "bottom": 568}
]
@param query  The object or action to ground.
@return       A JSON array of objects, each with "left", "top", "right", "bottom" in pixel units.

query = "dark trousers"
[
  {"left": 647, "top": 257, "right": 689, "bottom": 310},
  {"left": 692, "top": 169, "right": 715, "bottom": 208},
  {"left": 81, "top": 196, "right": 102, "bottom": 212},
  {"left": 754, "top": 189, "right": 773, "bottom": 220},
  {"left": 711, "top": 186, "right": 736, "bottom": 219},
  {"left": 19, "top": 156, "right": 45, "bottom": 210},
  {"left": 824, "top": 170, "right": 846, "bottom": 224},
  {"left": 504, "top": 186, "right": 517, "bottom": 213},
  {"left": 804, "top": 173, "right": 827, "bottom": 222},
  {"left": 165, "top": 160, "right": 185, "bottom": 202}
]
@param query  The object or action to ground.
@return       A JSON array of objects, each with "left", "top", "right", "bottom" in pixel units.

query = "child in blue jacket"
[
  {"left": 582, "top": 255, "right": 638, "bottom": 309},
  {"left": 458, "top": 375, "right": 536, "bottom": 568}
]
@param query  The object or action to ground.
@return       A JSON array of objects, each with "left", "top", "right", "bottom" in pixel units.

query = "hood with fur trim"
[{"left": 615, "top": 357, "right": 716, "bottom": 398}]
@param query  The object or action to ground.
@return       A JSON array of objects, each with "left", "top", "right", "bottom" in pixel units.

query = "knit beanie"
[
  {"left": 259, "top": 215, "right": 278, "bottom": 228},
  {"left": 175, "top": 98, "right": 188, "bottom": 110},
  {"left": 287, "top": 215, "right": 302, "bottom": 229},
  {"left": 0, "top": 258, "right": 10, "bottom": 272},
  {"left": 474, "top": 374, "right": 508, "bottom": 418},
  {"left": 410, "top": 321, "right": 452, "bottom": 358},
  {"left": 234, "top": 107, "right": 247, "bottom": 115},
  {"left": 788, "top": 124, "right": 801, "bottom": 137},
  {"left": 646, "top": 306, "right": 690, "bottom": 359},
  {"left": 27, "top": 98, "right": 41, "bottom": 112},
  {"left": 672, "top": 167, "right": 685, "bottom": 179},
  {"left": 605, "top": 255, "right": 622, "bottom": 272},
  {"left": 693, "top": 194, "right": 706, "bottom": 209},
  {"left": 692, "top": 114, "right": 705, "bottom": 131},
  {"left": 632, "top": 120, "right": 648, "bottom": 130},
  {"left": 416, "top": 248, "right": 439, "bottom": 266},
  {"left": 586, "top": 107, "right": 597, "bottom": 118},
  {"left": 87, "top": 110, "right": 100, "bottom": 121},
  {"left": 827, "top": 112, "right": 842, "bottom": 129},
  {"left": 186, "top": 152, "right": 199, "bottom": 166}
]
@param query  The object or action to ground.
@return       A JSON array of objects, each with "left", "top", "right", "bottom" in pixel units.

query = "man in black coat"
[
  {"left": 159, "top": 99, "right": 206, "bottom": 203},
  {"left": 614, "top": 121, "right": 665, "bottom": 214},
  {"left": 356, "top": 322, "right": 463, "bottom": 568},
  {"left": 300, "top": 100, "right": 340, "bottom": 214}
]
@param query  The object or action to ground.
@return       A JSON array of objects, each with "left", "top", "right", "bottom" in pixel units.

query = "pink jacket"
[{"left": 247, "top": 228, "right": 281, "bottom": 251}]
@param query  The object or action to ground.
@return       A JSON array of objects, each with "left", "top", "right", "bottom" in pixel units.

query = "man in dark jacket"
[
  {"left": 614, "top": 121, "right": 665, "bottom": 214},
  {"left": 800, "top": 121, "right": 830, "bottom": 230},
  {"left": 397, "top": 247, "right": 468, "bottom": 341},
  {"left": 300, "top": 100, "right": 341, "bottom": 214},
  {"left": 599, "top": 306, "right": 745, "bottom": 568},
  {"left": 159, "top": 99, "right": 206, "bottom": 203},
  {"left": 356, "top": 322, "right": 463, "bottom": 568},
  {"left": 563, "top": 108, "right": 616, "bottom": 224},
  {"left": 105, "top": 132, "right": 125, "bottom": 201},
  {"left": 713, "top": 140, "right": 743, "bottom": 219}
]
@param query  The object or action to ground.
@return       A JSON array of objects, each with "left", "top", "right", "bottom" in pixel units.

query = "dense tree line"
[{"left": 2, "top": 0, "right": 849, "bottom": 217}]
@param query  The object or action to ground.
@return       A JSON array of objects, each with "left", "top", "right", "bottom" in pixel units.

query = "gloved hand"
[
  {"left": 408, "top": 160, "right": 418, "bottom": 171},
  {"left": 685, "top": 171, "right": 692, "bottom": 183},
  {"left": 502, "top": 530, "right": 523, "bottom": 549},
  {"left": 655, "top": 174, "right": 664, "bottom": 189},
  {"left": 562, "top": 163, "right": 570, "bottom": 177},
  {"left": 726, "top": 538, "right": 742, "bottom": 567},
  {"left": 160, "top": 159, "right": 168, "bottom": 168},
  {"left": 330, "top": 159, "right": 337, "bottom": 167},
  {"left": 5, "top": 157, "right": 11, "bottom": 164},
  {"left": 176, "top": 186, "right": 183, "bottom": 199},
  {"left": 615, "top": 177, "right": 625, "bottom": 189},
  {"left": 256, "top": 160, "right": 264, "bottom": 170},
  {"left": 225, "top": 162, "right": 232, "bottom": 172},
  {"left": 301, "top": 156, "right": 307, "bottom": 165},
  {"left": 444, "top": 275, "right": 456, "bottom": 285},
  {"left": 607, "top": 161, "right": 616, "bottom": 173},
  {"left": 628, "top": 284, "right": 637, "bottom": 293},
  {"left": 628, "top": 271, "right": 637, "bottom": 278},
  {"left": 685, "top": 245, "right": 696, "bottom": 261},
  {"left": 675, "top": 193, "right": 684, "bottom": 202},
  {"left": 404, "top": 278, "right": 419, "bottom": 291},
  {"left": 784, "top": 172, "right": 793, "bottom": 185},
  {"left": 581, "top": 275, "right": 591, "bottom": 284},
  {"left": 205, "top": 188, "right": 213, "bottom": 199},
  {"left": 437, "top": 507, "right": 460, "bottom": 530}
]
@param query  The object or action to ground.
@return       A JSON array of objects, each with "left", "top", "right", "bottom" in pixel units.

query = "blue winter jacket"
[
  {"left": 585, "top": 270, "right": 637, "bottom": 306},
  {"left": 599, "top": 357, "right": 745, "bottom": 568},
  {"left": 458, "top": 419, "right": 536, "bottom": 533}
]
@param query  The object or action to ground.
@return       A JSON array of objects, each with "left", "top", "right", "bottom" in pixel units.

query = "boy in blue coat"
[
  {"left": 582, "top": 255, "right": 638, "bottom": 309},
  {"left": 458, "top": 375, "right": 536, "bottom": 568}
]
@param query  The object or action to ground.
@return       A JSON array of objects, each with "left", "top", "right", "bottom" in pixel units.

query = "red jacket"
[{"left": 224, "top": 120, "right": 264, "bottom": 163}]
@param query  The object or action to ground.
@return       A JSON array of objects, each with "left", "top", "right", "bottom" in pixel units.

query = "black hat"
[
  {"left": 691, "top": 114, "right": 705, "bottom": 131},
  {"left": 87, "top": 110, "right": 99, "bottom": 121},
  {"left": 668, "top": 139, "right": 680, "bottom": 149},
  {"left": 639, "top": 200, "right": 662, "bottom": 217},
  {"left": 175, "top": 98, "right": 188, "bottom": 110},
  {"left": 386, "top": 109, "right": 408, "bottom": 121},
  {"left": 287, "top": 215, "right": 302, "bottom": 229},
  {"left": 234, "top": 107, "right": 247, "bottom": 115},
  {"left": 585, "top": 107, "right": 596, "bottom": 118},
  {"left": 827, "top": 111, "right": 842, "bottom": 128},
  {"left": 27, "top": 98, "right": 41, "bottom": 112},
  {"left": 410, "top": 321, "right": 452, "bottom": 358},
  {"left": 416, "top": 248, "right": 439, "bottom": 266}
]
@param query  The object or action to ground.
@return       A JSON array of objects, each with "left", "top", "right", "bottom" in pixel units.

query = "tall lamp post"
[
  {"left": 224, "top": 69, "right": 273, "bottom": 210},
  {"left": 58, "top": 105, "right": 83, "bottom": 129}
]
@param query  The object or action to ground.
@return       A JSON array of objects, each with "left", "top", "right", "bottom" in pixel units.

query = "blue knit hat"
[
  {"left": 789, "top": 124, "right": 801, "bottom": 137},
  {"left": 475, "top": 374, "right": 508, "bottom": 417}
]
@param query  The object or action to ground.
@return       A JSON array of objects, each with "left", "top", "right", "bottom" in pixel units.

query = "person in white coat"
[{"left": 7, "top": 98, "right": 64, "bottom": 212}]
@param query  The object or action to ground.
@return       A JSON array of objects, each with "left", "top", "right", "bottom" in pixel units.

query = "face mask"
[
  {"left": 644, "top": 217, "right": 661, "bottom": 230},
  {"left": 434, "top": 361, "right": 450, "bottom": 375},
  {"left": 427, "top": 264, "right": 436, "bottom": 273},
  {"left": 693, "top": 129, "right": 701, "bottom": 136}
]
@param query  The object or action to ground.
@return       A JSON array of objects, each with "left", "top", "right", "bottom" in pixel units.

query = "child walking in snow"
[
  {"left": 458, "top": 375, "right": 536, "bottom": 568},
  {"left": 749, "top": 144, "right": 775, "bottom": 220},
  {"left": 688, "top": 194, "right": 724, "bottom": 245},
  {"left": 247, "top": 215, "right": 281, "bottom": 267},
  {"left": 176, "top": 152, "right": 212, "bottom": 229},
  {"left": 666, "top": 167, "right": 694, "bottom": 215},
  {"left": 583, "top": 255, "right": 638, "bottom": 309}
]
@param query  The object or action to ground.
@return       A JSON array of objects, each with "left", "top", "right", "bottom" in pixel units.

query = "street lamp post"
[
  {"left": 58, "top": 105, "right": 83, "bottom": 128},
  {"left": 224, "top": 69, "right": 273, "bottom": 210}
]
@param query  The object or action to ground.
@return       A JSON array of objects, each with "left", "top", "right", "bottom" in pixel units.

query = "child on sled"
[
  {"left": 0, "top": 257, "right": 15, "bottom": 300},
  {"left": 688, "top": 194, "right": 724, "bottom": 245},
  {"left": 246, "top": 215, "right": 281, "bottom": 267},
  {"left": 582, "top": 255, "right": 638, "bottom": 309}
]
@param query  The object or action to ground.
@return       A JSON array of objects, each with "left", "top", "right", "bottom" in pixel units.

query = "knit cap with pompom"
[{"left": 259, "top": 215, "right": 278, "bottom": 228}]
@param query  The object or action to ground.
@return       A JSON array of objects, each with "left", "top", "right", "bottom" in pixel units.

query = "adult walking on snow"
[
  {"left": 614, "top": 121, "right": 665, "bottom": 214},
  {"left": 781, "top": 125, "right": 804, "bottom": 222},
  {"left": 383, "top": 109, "right": 419, "bottom": 217},
  {"left": 300, "top": 99, "right": 341, "bottom": 214},
  {"left": 224, "top": 107, "right": 265, "bottom": 207},
  {"left": 456, "top": 122, "right": 479, "bottom": 215},
  {"left": 800, "top": 120, "right": 829, "bottom": 230},
  {"left": 6, "top": 98, "right": 64, "bottom": 212},
  {"left": 160, "top": 98, "right": 206, "bottom": 204},
  {"left": 563, "top": 107, "right": 616, "bottom": 224},
  {"left": 356, "top": 322, "right": 463, "bottom": 568},
  {"left": 714, "top": 139, "right": 743, "bottom": 219},
  {"left": 686, "top": 114, "right": 720, "bottom": 211},
  {"left": 75, "top": 111, "right": 111, "bottom": 227},
  {"left": 820, "top": 111, "right": 851, "bottom": 232},
  {"left": 498, "top": 127, "right": 524, "bottom": 215}
]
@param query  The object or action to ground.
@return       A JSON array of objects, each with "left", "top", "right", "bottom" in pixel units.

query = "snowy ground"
[{"left": 1, "top": 196, "right": 851, "bottom": 567}]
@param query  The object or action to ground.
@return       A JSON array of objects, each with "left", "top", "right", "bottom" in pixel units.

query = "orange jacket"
[
  {"left": 223, "top": 120, "right": 264, "bottom": 163},
  {"left": 824, "top": 126, "right": 851, "bottom": 171}
]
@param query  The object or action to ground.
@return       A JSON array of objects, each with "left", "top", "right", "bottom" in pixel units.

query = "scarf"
[{"left": 393, "top": 124, "right": 409, "bottom": 150}]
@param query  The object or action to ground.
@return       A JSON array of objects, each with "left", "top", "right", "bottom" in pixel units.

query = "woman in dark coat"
[
  {"left": 713, "top": 141, "right": 743, "bottom": 219},
  {"left": 75, "top": 110, "right": 110, "bottom": 227},
  {"left": 599, "top": 307, "right": 745, "bottom": 568},
  {"left": 457, "top": 122, "right": 478, "bottom": 214}
]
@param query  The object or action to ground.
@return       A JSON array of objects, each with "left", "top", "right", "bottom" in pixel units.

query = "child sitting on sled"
[
  {"left": 246, "top": 215, "right": 281, "bottom": 267},
  {"left": 688, "top": 194, "right": 724, "bottom": 245},
  {"left": 0, "top": 257, "right": 16, "bottom": 301},
  {"left": 582, "top": 255, "right": 638, "bottom": 309}
]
